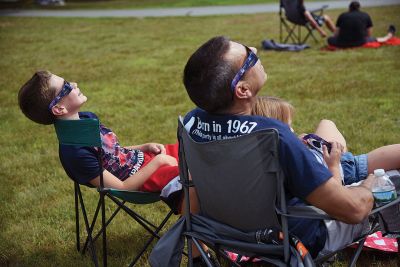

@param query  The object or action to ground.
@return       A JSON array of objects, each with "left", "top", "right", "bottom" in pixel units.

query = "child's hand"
[
  {"left": 145, "top": 143, "right": 166, "bottom": 154},
  {"left": 323, "top": 141, "right": 343, "bottom": 169}
]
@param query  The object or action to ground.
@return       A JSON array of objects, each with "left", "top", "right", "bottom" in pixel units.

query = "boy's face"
[{"left": 50, "top": 74, "right": 87, "bottom": 115}]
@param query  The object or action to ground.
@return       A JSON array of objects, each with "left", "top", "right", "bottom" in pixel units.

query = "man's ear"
[
  {"left": 234, "top": 81, "right": 253, "bottom": 99},
  {"left": 51, "top": 105, "right": 67, "bottom": 116}
]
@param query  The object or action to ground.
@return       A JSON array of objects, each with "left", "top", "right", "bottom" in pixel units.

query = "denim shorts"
[{"left": 341, "top": 152, "right": 368, "bottom": 185}]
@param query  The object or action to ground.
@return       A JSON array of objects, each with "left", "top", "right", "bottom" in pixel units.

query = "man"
[
  {"left": 328, "top": 1, "right": 395, "bottom": 47},
  {"left": 182, "top": 36, "right": 374, "bottom": 257},
  {"left": 282, "top": 0, "right": 336, "bottom": 37}
]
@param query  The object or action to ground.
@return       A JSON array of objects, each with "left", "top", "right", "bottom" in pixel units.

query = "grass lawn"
[
  {"left": 0, "top": 4, "right": 399, "bottom": 267},
  {"left": 1, "top": 0, "right": 329, "bottom": 10}
]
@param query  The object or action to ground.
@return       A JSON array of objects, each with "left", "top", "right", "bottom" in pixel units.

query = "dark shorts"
[{"left": 328, "top": 36, "right": 377, "bottom": 47}]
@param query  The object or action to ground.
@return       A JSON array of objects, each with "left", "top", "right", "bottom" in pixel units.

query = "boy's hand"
[{"left": 146, "top": 143, "right": 166, "bottom": 154}]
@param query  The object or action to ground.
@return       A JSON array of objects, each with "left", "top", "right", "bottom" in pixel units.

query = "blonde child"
[{"left": 252, "top": 96, "right": 400, "bottom": 185}]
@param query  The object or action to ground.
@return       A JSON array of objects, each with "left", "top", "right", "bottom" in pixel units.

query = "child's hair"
[
  {"left": 252, "top": 96, "right": 294, "bottom": 125},
  {"left": 18, "top": 70, "right": 57, "bottom": 125}
]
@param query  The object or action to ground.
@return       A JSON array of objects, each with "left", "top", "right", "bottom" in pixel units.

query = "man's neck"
[{"left": 218, "top": 100, "right": 253, "bottom": 116}]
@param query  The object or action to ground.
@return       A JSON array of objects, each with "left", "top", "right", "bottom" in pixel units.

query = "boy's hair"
[
  {"left": 252, "top": 96, "right": 294, "bottom": 125},
  {"left": 18, "top": 70, "right": 57, "bottom": 125},
  {"left": 183, "top": 36, "right": 237, "bottom": 113},
  {"left": 349, "top": 1, "right": 360, "bottom": 11}
]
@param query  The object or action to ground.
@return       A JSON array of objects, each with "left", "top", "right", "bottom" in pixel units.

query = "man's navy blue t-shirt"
[{"left": 184, "top": 108, "right": 332, "bottom": 256}]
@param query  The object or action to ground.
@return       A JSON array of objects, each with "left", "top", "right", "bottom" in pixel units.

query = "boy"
[{"left": 18, "top": 70, "right": 179, "bottom": 193}]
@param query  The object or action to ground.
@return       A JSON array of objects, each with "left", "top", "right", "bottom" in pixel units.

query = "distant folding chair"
[
  {"left": 54, "top": 118, "right": 174, "bottom": 267},
  {"left": 279, "top": 0, "right": 328, "bottom": 44},
  {"left": 176, "top": 118, "right": 400, "bottom": 267}
]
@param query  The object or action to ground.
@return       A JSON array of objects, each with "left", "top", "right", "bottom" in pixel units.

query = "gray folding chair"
[{"left": 176, "top": 118, "right": 400, "bottom": 267}]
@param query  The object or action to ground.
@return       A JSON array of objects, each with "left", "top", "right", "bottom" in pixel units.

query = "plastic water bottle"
[{"left": 371, "top": 169, "right": 397, "bottom": 206}]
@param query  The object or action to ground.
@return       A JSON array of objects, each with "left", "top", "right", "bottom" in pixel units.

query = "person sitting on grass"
[
  {"left": 18, "top": 70, "right": 179, "bottom": 194},
  {"left": 327, "top": 1, "right": 396, "bottom": 48},
  {"left": 252, "top": 95, "right": 400, "bottom": 186}
]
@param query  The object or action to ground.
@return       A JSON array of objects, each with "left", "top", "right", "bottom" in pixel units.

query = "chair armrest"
[
  {"left": 276, "top": 206, "right": 332, "bottom": 220},
  {"left": 309, "top": 4, "right": 328, "bottom": 14},
  {"left": 370, "top": 196, "right": 400, "bottom": 215}
]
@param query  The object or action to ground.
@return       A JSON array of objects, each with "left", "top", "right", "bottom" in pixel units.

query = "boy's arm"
[{"left": 89, "top": 154, "right": 177, "bottom": 190}]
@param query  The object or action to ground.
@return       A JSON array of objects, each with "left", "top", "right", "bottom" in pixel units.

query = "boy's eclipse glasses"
[
  {"left": 230, "top": 45, "right": 259, "bottom": 93},
  {"left": 48, "top": 80, "right": 73, "bottom": 111}
]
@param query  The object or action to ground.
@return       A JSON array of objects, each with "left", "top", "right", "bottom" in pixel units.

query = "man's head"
[
  {"left": 349, "top": 1, "right": 360, "bottom": 11},
  {"left": 18, "top": 71, "right": 87, "bottom": 125},
  {"left": 183, "top": 36, "right": 267, "bottom": 114}
]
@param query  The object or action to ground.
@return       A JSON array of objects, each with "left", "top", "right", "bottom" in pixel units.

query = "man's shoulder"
[{"left": 183, "top": 108, "right": 292, "bottom": 142}]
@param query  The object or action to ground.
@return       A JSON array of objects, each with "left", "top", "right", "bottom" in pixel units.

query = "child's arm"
[
  {"left": 89, "top": 153, "right": 177, "bottom": 190},
  {"left": 126, "top": 143, "right": 166, "bottom": 154}
]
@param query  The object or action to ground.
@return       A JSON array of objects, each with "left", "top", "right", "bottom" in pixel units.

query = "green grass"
[
  {"left": 0, "top": 5, "right": 400, "bottom": 267},
  {"left": 1, "top": 0, "right": 329, "bottom": 10}
]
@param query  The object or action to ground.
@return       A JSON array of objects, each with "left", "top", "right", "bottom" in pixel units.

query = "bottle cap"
[{"left": 374, "top": 169, "right": 385, "bottom": 177}]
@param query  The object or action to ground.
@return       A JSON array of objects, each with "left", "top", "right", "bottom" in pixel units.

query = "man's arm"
[
  {"left": 306, "top": 174, "right": 374, "bottom": 224},
  {"left": 304, "top": 10, "right": 327, "bottom": 37}
]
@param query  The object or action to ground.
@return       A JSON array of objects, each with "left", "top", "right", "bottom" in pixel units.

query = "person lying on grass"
[
  {"left": 252, "top": 96, "right": 400, "bottom": 186},
  {"left": 18, "top": 70, "right": 179, "bottom": 194}
]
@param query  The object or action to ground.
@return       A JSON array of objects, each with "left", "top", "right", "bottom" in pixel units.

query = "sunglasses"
[
  {"left": 303, "top": 133, "right": 332, "bottom": 154},
  {"left": 230, "top": 45, "right": 259, "bottom": 94},
  {"left": 48, "top": 80, "right": 73, "bottom": 111}
]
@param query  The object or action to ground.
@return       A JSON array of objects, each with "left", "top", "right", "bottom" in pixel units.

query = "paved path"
[{"left": 1, "top": 0, "right": 399, "bottom": 18}]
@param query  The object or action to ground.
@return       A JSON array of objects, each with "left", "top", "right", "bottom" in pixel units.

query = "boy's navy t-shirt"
[
  {"left": 58, "top": 112, "right": 144, "bottom": 186},
  {"left": 184, "top": 108, "right": 332, "bottom": 256}
]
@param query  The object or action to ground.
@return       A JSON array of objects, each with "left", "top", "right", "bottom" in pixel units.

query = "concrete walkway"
[{"left": 0, "top": 0, "right": 399, "bottom": 18}]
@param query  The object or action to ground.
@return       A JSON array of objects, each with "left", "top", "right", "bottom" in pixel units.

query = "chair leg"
[
  {"left": 349, "top": 237, "right": 366, "bottom": 267},
  {"left": 100, "top": 192, "right": 107, "bottom": 267},
  {"left": 128, "top": 210, "right": 174, "bottom": 267},
  {"left": 82, "top": 198, "right": 126, "bottom": 254},
  {"left": 75, "top": 183, "right": 80, "bottom": 252},
  {"left": 77, "top": 186, "right": 100, "bottom": 267},
  {"left": 107, "top": 195, "right": 160, "bottom": 237}
]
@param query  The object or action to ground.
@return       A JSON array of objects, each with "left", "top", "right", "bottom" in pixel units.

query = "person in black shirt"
[{"left": 328, "top": 1, "right": 395, "bottom": 48}]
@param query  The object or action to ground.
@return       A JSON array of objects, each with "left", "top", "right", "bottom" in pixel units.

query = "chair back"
[
  {"left": 280, "top": 0, "right": 307, "bottom": 25},
  {"left": 178, "top": 119, "right": 282, "bottom": 232},
  {"left": 54, "top": 118, "right": 102, "bottom": 147}
]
